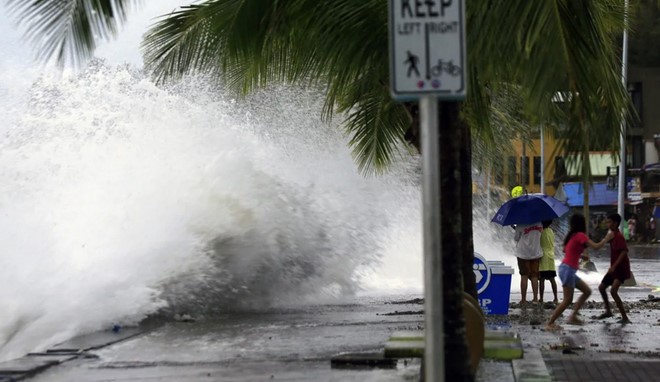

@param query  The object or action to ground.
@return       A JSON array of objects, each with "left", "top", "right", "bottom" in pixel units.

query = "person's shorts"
[
  {"left": 517, "top": 257, "right": 540, "bottom": 278},
  {"left": 558, "top": 263, "right": 580, "bottom": 288},
  {"left": 539, "top": 270, "right": 557, "bottom": 280},
  {"left": 601, "top": 269, "right": 631, "bottom": 287}
]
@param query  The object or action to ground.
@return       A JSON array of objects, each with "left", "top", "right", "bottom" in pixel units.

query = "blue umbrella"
[
  {"left": 653, "top": 206, "right": 660, "bottom": 219},
  {"left": 491, "top": 193, "right": 569, "bottom": 226}
]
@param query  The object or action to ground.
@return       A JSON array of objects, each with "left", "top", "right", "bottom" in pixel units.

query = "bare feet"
[
  {"left": 566, "top": 316, "right": 584, "bottom": 325},
  {"left": 545, "top": 323, "right": 562, "bottom": 331},
  {"left": 596, "top": 312, "right": 613, "bottom": 320}
]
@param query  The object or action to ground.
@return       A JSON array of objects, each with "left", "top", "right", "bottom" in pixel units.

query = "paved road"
[
  {"left": 18, "top": 298, "right": 424, "bottom": 382},
  {"left": 545, "top": 357, "right": 660, "bottom": 382},
  {"left": 8, "top": 245, "right": 660, "bottom": 381}
]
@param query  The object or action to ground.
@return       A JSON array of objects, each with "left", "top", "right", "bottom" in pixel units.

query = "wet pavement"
[
  {"left": 3, "top": 245, "right": 660, "bottom": 381},
  {"left": 14, "top": 300, "right": 425, "bottom": 382},
  {"left": 500, "top": 244, "right": 660, "bottom": 381}
]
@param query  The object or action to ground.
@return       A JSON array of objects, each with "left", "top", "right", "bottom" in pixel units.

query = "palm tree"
[
  {"left": 5, "top": 0, "right": 135, "bottom": 68},
  {"left": 8, "top": 1, "right": 633, "bottom": 380}
]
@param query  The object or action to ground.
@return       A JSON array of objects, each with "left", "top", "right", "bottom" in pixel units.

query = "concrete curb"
[
  {"left": 512, "top": 347, "right": 552, "bottom": 382},
  {"left": 382, "top": 330, "right": 523, "bottom": 361},
  {"left": 0, "top": 327, "right": 145, "bottom": 381}
]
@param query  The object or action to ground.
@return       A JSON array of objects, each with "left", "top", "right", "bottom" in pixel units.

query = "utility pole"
[
  {"left": 541, "top": 126, "right": 545, "bottom": 195},
  {"left": 617, "top": 0, "right": 629, "bottom": 218}
]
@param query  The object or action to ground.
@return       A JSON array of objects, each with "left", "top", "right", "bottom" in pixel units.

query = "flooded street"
[
  {"left": 26, "top": 298, "right": 424, "bottom": 382},
  {"left": 7, "top": 246, "right": 660, "bottom": 381}
]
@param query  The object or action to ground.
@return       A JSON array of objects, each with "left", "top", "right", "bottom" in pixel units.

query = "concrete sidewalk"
[
  {"left": 0, "top": 300, "right": 427, "bottom": 382},
  {"left": 481, "top": 296, "right": 660, "bottom": 382},
  {"left": 3, "top": 246, "right": 660, "bottom": 382},
  {"left": 0, "top": 328, "right": 145, "bottom": 381}
]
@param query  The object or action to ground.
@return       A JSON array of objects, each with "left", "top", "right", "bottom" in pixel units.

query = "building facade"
[{"left": 485, "top": 66, "right": 660, "bottom": 240}]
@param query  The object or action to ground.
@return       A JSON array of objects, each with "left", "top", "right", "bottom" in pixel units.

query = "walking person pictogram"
[{"left": 404, "top": 50, "right": 420, "bottom": 77}]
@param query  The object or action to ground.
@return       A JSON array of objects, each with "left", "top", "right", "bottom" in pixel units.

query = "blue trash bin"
[{"left": 473, "top": 252, "right": 514, "bottom": 315}]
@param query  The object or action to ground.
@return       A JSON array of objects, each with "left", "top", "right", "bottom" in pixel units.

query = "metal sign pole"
[
  {"left": 420, "top": 96, "right": 444, "bottom": 382},
  {"left": 388, "top": 1, "right": 464, "bottom": 378},
  {"left": 617, "top": 0, "right": 629, "bottom": 218}
]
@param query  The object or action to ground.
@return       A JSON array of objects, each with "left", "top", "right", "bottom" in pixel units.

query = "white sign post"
[
  {"left": 389, "top": 0, "right": 466, "bottom": 100},
  {"left": 389, "top": 1, "right": 466, "bottom": 381}
]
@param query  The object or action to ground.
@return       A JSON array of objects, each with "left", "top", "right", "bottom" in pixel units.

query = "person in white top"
[{"left": 514, "top": 222, "right": 544, "bottom": 305}]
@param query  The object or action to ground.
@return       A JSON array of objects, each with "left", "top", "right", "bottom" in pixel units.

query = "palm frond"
[
  {"left": 342, "top": 86, "right": 411, "bottom": 175},
  {"left": 6, "top": 0, "right": 140, "bottom": 67},
  {"left": 143, "top": 0, "right": 407, "bottom": 174},
  {"left": 465, "top": 80, "right": 535, "bottom": 171},
  {"left": 469, "top": 0, "right": 632, "bottom": 178}
]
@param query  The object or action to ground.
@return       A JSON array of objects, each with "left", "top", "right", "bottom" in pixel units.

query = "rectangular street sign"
[{"left": 389, "top": 0, "right": 466, "bottom": 100}]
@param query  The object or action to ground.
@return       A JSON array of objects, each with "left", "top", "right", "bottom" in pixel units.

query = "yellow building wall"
[
  {"left": 476, "top": 135, "right": 622, "bottom": 198},
  {"left": 493, "top": 146, "right": 625, "bottom": 199},
  {"left": 503, "top": 136, "right": 559, "bottom": 196}
]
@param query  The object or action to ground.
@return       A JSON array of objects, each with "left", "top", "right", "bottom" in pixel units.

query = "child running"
[
  {"left": 546, "top": 214, "right": 613, "bottom": 330},
  {"left": 539, "top": 220, "right": 558, "bottom": 304},
  {"left": 596, "top": 213, "right": 632, "bottom": 324}
]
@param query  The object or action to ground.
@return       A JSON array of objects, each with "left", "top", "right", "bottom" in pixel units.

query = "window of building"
[
  {"left": 555, "top": 156, "right": 566, "bottom": 179},
  {"left": 630, "top": 82, "right": 642, "bottom": 128},
  {"left": 533, "top": 156, "right": 541, "bottom": 185},
  {"left": 508, "top": 156, "right": 517, "bottom": 188},
  {"left": 494, "top": 159, "right": 503, "bottom": 185},
  {"left": 521, "top": 156, "right": 530, "bottom": 185}
]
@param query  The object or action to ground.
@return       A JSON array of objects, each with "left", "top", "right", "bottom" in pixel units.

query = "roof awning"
[{"left": 561, "top": 182, "right": 618, "bottom": 207}]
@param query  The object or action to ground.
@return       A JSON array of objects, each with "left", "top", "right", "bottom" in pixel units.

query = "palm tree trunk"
[
  {"left": 460, "top": 118, "right": 477, "bottom": 300},
  {"left": 439, "top": 101, "right": 472, "bottom": 381},
  {"left": 404, "top": 101, "right": 477, "bottom": 301},
  {"left": 581, "top": 117, "right": 590, "bottom": 235},
  {"left": 582, "top": 151, "right": 590, "bottom": 234}
]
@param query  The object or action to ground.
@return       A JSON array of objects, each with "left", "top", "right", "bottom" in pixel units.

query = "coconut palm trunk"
[
  {"left": 460, "top": 120, "right": 477, "bottom": 300},
  {"left": 582, "top": 127, "right": 591, "bottom": 235},
  {"left": 438, "top": 101, "right": 472, "bottom": 381}
]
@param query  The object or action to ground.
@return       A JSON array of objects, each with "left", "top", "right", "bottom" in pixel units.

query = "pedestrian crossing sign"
[{"left": 388, "top": 0, "right": 466, "bottom": 100}]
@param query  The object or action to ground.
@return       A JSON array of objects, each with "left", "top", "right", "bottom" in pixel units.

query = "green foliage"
[
  {"left": 629, "top": 0, "right": 660, "bottom": 67},
  {"left": 468, "top": 0, "right": 633, "bottom": 180},
  {"left": 142, "top": 0, "right": 411, "bottom": 174},
  {"left": 6, "top": 0, "right": 140, "bottom": 68},
  {"left": 7, "top": 0, "right": 635, "bottom": 177}
]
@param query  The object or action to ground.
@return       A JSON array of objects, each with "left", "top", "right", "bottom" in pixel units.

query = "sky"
[{"left": 0, "top": 0, "right": 187, "bottom": 69}]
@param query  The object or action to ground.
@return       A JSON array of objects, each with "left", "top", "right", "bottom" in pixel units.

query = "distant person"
[
  {"left": 539, "top": 220, "right": 558, "bottom": 304},
  {"left": 514, "top": 222, "right": 544, "bottom": 305},
  {"left": 647, "top": 216, "right": 656, "bottom": 243},
  {"left": 650, "top": 217, "right": 657, "bottom": 242},
  {"left": 546, "top": 214, "right": 612, "bottom": 330},
  {"left": 596, "top": 213, "right": 632, "bottom": 324},
  {"left": 628, "top": 214, "right": 637, "bottom": 242}
]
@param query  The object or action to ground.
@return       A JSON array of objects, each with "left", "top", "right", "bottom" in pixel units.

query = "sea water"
[
  {"left": 0, "top": 60, "right": 429, "bottom": 361},
  {"left": 0, "top": 42, "right": 528, "bottom": 366},
  {"left": 0, "top": 60, "right": 531, "bottom": 361}
]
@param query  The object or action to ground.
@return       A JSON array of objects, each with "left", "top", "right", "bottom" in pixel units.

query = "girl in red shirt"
[{"left": 546, "top": 214, "right": 612, "bottom": 330}]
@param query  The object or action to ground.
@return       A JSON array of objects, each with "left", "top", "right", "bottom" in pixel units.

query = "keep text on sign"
[{"left": 389, "top": 0, "right": 466, "bottom": 100}]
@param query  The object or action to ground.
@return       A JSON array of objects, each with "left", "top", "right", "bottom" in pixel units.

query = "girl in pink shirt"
[{"left": 546, "top": 214, "right": 612, "bottom": 330}]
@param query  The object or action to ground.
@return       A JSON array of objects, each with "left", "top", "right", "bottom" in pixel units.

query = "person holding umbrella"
[
  {"left": 514, "top": 221, "right": 544, "bottom": 305},
  {"left": 491, "top": 193, "right": 570, "bottom": 306},
  {"left": 546, "top": 214, "right": 613, "bottom": 330}
]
